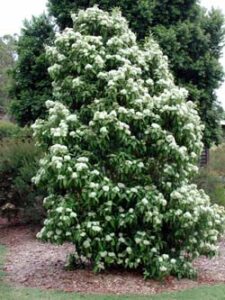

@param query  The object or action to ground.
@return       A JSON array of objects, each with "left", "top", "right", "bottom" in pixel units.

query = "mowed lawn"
[{"left": 1, "top": 244, "right": 225, "bottom": 300}]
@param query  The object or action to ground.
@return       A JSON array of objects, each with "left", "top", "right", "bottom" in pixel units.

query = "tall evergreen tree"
[
  {"left": 48, "top": 0, "right": 225, "bottom": 146},
  {"left": 10, "top": 15, "right": 55, "bottom": 125}
]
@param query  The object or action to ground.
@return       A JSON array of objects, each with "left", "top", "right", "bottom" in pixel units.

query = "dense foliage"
[
  {"left": 33, "top": 8, "right": 225, "bottom": 279},
  {"left": 48, "top": 0, "right": 199, "bottom": 38},
  {"left": 48, "top": 0, "right": 225, "bottom": 147},
  {"left": 0, "top": 136, "right": 45, "bottom": 223},
  {"left": 0, "top": 120, "right": 20, "bottom": 140},
  {"left": 10, "top": 15, "right": 55, "bottom": 126}
]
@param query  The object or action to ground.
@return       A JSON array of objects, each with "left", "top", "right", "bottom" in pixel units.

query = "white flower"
[
  {"left": 89, "top": 192, "right": 97, "bottom": 198},
  {"left": 126, "top": 247, "right": 132, "bottom": 254},
  {"left": 70, "top": 131, "right": 76, "bottom": 137},
  {"left": 56, "top": 229, "right": 62, "bottom": 235},
  {"left": 171, "top": 191, "right": 182, "bottom": 200},
  {"left": 143, "top": 109, "right": 151, "bottom": 115},
  {"left": 161, "top": 199, "right": 167, "bottom": 206},
  {"left": 105, "top": 235, "right": 112, "bottom": 241},
  {"left": 183, "top": 212, "right": 192, "bottom": 219},
  {"left": 66, "top": 114, "right": 77, "bottom": 122},
  {"left": 136, "top": 112, "right": 143, "bottom": 118},
  {"left": 70, "top": 172, "right": 78, "bottom": 181},
  {"left": 158, "top": 257, "right": 163, "bottom": 262},
  {"left": 162, "top": 254, "right": 169, "bottom": 260},
  {"left": 92, "top": 225, "right": 101, "bottom": 232},
  {"left": 118, "top": 183, "right": 125, "bottom": 188},
  {"left": 109, "top": 110, "right": 117, "bottom": 117},
  {"left": 160, "top": 266, "right": 167, "bottom": 272},
  {"left": 118, "top": 106, "right": 128, "bottom": 114},
  {"left": 141, "top": 198, "right": 148, "bottom": 205},
  {"left": 143, "top": 240, "right": 150, "bottom": 245},
  {"left": 77, "top": 157, "right": 89, "bottom": 163},
  {"left": 47, "top": 231, "right": 53, "bottom": 238},
  {"left": 131, "top": 187, "right": 138, "bottom": 193},
  {"left": 120, "top": 89, "right": 127, "bottom": 95},
  {"left": 112, "top": 186, "right": 120, "bottom": 193},
  {"left": 56, "top": 207, "right": 64, "bottom": 213},
  {"left": 72, "top": 77, "right": 82, "bottom": 88},
  {"left": 89, "top": 182, "right": 99, "bottom": 189},
  {"left": 137, "top": 162, "right": 144, "bottom": 168},
  {"left": 95, "top": 55, "right": 104, "bottom": 67},
  {"left": 102, "top": 185, "right": 110, "bottom": 192},
  {"left": 175, "top": 209, "right": 182, "bottom": 216},
  {"left": 64, "top": 155, "right": 71, "bottom": 161},
  {"left": 36, "top": 232, "right": 42, "bottom": 239},
  {"left": 75, "top": 162, "right": 88, "bottom": 171},
  {"left": 83, "top": 239, "right": 91, "bottom": 248},
  {"left": 100, "top": 127, "right": 108, "bottom": 134},
  {"left": 91, "top": 170, "right": 100, "bottom": 176},
  {"left": 85, "top": 64, "right": 93, "bottom": 71},
  {"left": 118, "top": 237, "right": 126, "bottom": 243},
  {"left": 100, "top": 251, "right": 107, "bottom": 258},
  {"left": 57, "top": 175, "right": 65, "bottom": 180},
  {"left": 94, "top": 111, "right": 108, "bottom": 120},
  {"left": 170, "top": 259, "right": 176, "bottom": 264},
  {"left": 50, "top": 144, "right": 68, "bottom": 155},
  {"left": 45, "top": 100, "right": 55, "bottom": 108}
]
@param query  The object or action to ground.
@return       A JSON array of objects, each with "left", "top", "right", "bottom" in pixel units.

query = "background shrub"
[
  {"left": 0, "top": 138, "right": 45, "bottom": 223},
  {"left": 0, "top": 120, "right": 20, "bottom": 140},
  {"left": 0, "top": 120, "right": 34, "bottom": 142}
]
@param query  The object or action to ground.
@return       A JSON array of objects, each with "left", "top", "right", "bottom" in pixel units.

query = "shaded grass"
[{"left": 1, "top": 244, "right": 225, "bottom": 299}]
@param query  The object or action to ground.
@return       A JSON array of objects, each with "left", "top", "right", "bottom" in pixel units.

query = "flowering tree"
[{"left": 32, "top": 7, "right": 225, "bottom": 279}]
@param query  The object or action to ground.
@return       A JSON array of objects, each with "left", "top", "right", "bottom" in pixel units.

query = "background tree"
[
  {"left": 10, "top": 15, "right": 55, "bottom": 126},
  {"left": 0, "top": 35, "right": 16, "bottom": 109},
  {"left": 47, "top": 0, "right": 225, "bottom": 146}
]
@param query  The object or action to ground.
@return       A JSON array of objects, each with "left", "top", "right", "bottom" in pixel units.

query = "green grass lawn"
[{"left": 1, "top": 244, "right": 225, "bottom": 300}]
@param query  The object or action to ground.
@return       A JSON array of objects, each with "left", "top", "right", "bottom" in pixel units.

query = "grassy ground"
[{"left": 1, "top": 245, "right": 225, "bottom": 300}]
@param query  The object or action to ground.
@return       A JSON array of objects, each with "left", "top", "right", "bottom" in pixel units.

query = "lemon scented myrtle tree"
[{"left": 32, "top": 7, "right": 225, "bottom": 279}]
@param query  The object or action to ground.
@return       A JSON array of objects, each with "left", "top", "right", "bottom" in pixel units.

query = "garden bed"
[{"left": 1, "top": 225, "right": 225, "bottom": 295}]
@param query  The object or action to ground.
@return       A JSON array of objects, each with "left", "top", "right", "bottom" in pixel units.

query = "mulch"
[{"left": 0, "top": 225, "right": 225, "bottom": 295}]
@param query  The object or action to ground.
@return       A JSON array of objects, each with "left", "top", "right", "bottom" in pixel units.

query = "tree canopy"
[
  {"left": 48, "top": 0, "right": 225, "bottom": 146},
  {"left": 10, "top": 15, "right": 55, "bottom": 125}
]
